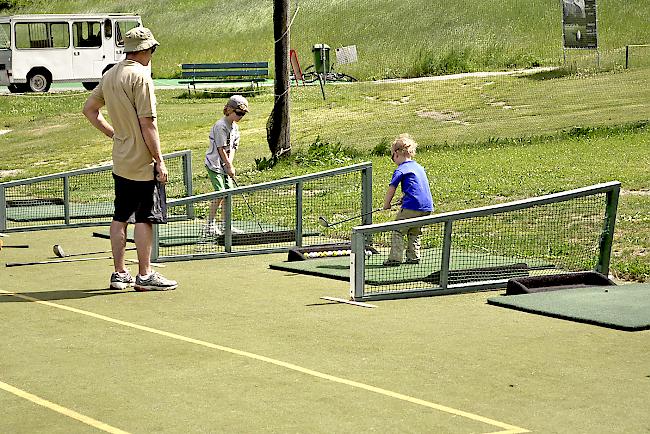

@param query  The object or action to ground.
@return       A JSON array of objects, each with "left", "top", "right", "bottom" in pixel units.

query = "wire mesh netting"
[
  {"left": 156, "top": 163, "right": 371, "bottom": 261},
  {"left": 0, "top": 151, "right": 191, "bottom": 231},
  {"left": 351, "top": 185, "right": 618, "bottom": 300}
]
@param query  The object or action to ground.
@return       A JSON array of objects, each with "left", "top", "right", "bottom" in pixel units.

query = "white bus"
[{"left": 0, "top": 13, "right": 142, "bottom": 92}]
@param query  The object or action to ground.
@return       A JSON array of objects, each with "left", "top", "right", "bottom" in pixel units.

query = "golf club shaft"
[
  {"left": 7, "top": 256, "right": 113, "bottom": 267},
  {"left": 326, "top": 207, "right": 385, "bottom": 227},
  {"left": 6, "top": 257, "right": 163, "bottom": 268},
  {"left": 59, "top": 247, "right": 136, "bottom": 258},
  {"left": 231, "top": 177, "right": 264, "bottom": 232}
]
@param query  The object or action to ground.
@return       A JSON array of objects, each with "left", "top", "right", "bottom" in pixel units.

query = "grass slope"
[
  {"left": 1, "top": 2, "right": 648, "bottom": 279},
  {"left": 8, "top": 0, "right": 650, "bottom": 79}
]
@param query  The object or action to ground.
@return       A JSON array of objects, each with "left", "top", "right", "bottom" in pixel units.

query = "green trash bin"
[{"left": 312, "top": 44, "right": 331, "bottom": 74}]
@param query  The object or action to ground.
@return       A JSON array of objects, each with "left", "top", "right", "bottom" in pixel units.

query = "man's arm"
[
  {"left": 82, "top": 96, "right": 114, "bottom": 139},
  {"left": 139, "top": 117, "right": 168, "bottom": 183}
]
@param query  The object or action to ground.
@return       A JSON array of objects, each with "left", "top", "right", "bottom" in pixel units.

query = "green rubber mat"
[
  {"left": 7, "top": 202, "right": 113, "bottom": 222},
  {"left": 93, "top": 220, "right": 319, "bottom": 247},
  {"left": 487, "top": 283, "right": 650, "bottom": 331},
  {"left": 270, "top": 248, "right": 555, "bottom": 286}
]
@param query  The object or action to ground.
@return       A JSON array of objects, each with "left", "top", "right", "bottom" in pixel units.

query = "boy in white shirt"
[{"left": 204, "top": 95, "right": 249, "bottom": 235}]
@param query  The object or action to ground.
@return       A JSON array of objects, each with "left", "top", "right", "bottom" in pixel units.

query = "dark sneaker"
[
  {"left": 405, "top": 258, "right": 420, "bottom": 265},
  {"left": 134, "top": 272, "right": 178, "bottom": 292},
  {"left": 110, "top": 271, "right": 134, "bottom": 290},
  {"left": 383, "top": 259, "right": 401, "bottom": 267}
]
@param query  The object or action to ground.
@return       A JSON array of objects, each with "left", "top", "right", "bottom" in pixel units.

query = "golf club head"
[
  {"left": 53, "top": 244, "right": 66, "bottom": 258},
  {"left": 318, "top": 217, "right": 330, "bottom": 228}
]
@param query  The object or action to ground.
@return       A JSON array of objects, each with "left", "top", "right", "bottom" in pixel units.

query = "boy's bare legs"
[
  {"left": 209, "top": 198, "right": 222, "bottom": 224},
  {"left": 110, "top": 220, "right": 128, "bottom": 272},
  {"left": 133, "top": 222, "right": 153, "bottom": 276}
]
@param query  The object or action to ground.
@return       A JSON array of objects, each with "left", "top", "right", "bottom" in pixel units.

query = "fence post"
[
  {"left": 439, "top": 220, "right": 454, "bottom": 289},
  {"left": 596, "top": 185, "right": 620, "bottom": 275},
  {"left": 182, "top": 151, "right": 194, "bottom": 219},
  {"left": 295, "top": 181, "right": 303, "bottom": 247},
  {"left": 224, "top": 194, "right": 233, "bottom": 252},
  {"left": 0, "top": 186, "right": 6, "bottom": 232},
  {"left": 63, "top": 176, "right": 70, "bottom": 225},
  {"left": 625, "top": 45, "right": 629, "bottom": 69},
  {"left": 152, "top": 224, "right": 159, "bottom": 261},
  {"left": 350, "top": 229, "right": 366, "bottom": 300},
  {"left": 361, "top": 165, "right": 373, "bottom": 225}
]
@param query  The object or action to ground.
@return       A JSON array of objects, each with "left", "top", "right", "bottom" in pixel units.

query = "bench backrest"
[{"left": 181, "top": 62, "right": 269, "bottom": 79}]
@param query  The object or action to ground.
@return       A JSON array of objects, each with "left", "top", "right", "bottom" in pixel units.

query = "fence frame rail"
[
  {"left": 0, "top": 150, "right": 193, "bottom": 232},
  {"left": 350, "top": 181, "right": 621, "bottom": 301},
  {"left": 154, "top": 162, "right": 373, "bottom": 262}
]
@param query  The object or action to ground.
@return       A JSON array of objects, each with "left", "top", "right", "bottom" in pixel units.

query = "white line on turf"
[
  {"left": 0, "top": 289, "right": 529, "bottom": 434},
  {"left": 0, "top": 380, "right": 130, "bottom": 434}
]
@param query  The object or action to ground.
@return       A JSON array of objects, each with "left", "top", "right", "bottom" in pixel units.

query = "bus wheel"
[
  {"left": 27, "top": 70, "right": 52, "bottom": 92},
  {"left": 82, "top": 82, "right": 99, "bottom": 91}
]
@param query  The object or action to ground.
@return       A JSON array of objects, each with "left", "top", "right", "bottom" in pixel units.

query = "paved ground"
[{"left": 0, "top": 67, "right": 556, "bottom": 94}]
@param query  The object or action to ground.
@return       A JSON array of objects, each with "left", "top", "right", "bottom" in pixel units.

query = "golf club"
[
  {"left": 53, "top": 244, "right": 136, "bottom": 258},
  {"left": 6, "top": 257, "right": 164, "bottom": 268},
  {"left": 0, "top": 239, "right": 29, "bottom": 250},
  {"left": 318, "top": 206, "right": 389, "bottom": 228},
  {"left": 231, "top": 177, "right": 265, "bottom": 232}
]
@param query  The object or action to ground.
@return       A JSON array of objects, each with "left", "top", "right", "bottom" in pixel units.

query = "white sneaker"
[
  {"left": 134, "top": 272, "right": 178, "bottom": 291},
  {"left": 202, "top": 223, "right": 223, "bottom": 236},
  {"left": 110, "top": 271, "right": 134, "bottom": 290}
]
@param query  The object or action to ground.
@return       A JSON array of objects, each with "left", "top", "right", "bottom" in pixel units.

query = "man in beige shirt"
[{"left": 82, "top": 27, "right": 177, "bottom": 292}]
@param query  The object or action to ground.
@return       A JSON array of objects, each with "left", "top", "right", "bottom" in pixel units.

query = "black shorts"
[{"left": 113, "top": 173, "right": 166, "bottom": 224}]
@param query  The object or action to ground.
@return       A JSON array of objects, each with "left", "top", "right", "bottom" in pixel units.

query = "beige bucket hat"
[{"left": 123, "top": 27, "right": 159, "bottom": 53}]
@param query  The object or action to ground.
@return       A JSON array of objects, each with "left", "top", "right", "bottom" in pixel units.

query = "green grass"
[
  {"left": 1, "top": 2, "right": 648, "bottom": 280},
  {"left": 8, "top": 0, "right": 650, "bottom": 80},
  {"left": 0, "top": 67, "right": 648, "bottom": 281}
]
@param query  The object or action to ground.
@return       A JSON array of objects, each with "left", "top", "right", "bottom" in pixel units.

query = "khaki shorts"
[{"left": 206, "top": 166, "right": 233, "bottom": 191}]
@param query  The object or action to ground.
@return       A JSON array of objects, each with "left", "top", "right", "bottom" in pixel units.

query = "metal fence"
[
  {"left": 350, "top": 181, "right": 620, "bottom": 301},
  {"left": 153, "top": 162, "right": 373, "bottom": 262},
  {"left": 0, "top": 150, "right": 193, "bottom": 232}
]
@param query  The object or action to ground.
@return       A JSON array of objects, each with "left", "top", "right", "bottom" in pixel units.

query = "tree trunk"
[{"left": 268, "top": 0, "right": 291, "bottom": 158}]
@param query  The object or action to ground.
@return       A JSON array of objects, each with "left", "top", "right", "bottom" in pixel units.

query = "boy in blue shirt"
[{"left": 382, "top": 134, "right": 434, "bottom": 266}]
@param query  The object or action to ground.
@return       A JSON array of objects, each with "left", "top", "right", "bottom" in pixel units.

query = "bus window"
[
  {"left": 114, "top": 20, "right": 139, "bottom": 47},
  {"left": 0, "top": 23, "right": 10, "bottom": 49},
  {"left": 15, "top": 22, "right": 70, "bottom": 49},
  {"left": 73, "top": 21, "right": 101, "bottom": 48},
  {"left": 103, "top": 19, "right": 112, "bottom": 39}
]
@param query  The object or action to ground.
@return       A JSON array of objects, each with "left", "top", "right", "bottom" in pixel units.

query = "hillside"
[{"left": 7, "top": 0, "right": 650, "bottom": 79}]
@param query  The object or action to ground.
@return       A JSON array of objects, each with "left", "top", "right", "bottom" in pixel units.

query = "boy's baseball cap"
[
  {"left": 123, "top": 27, "right": 159, "bottom": 53},
  {"left": 226, "top": 95, "right": 250, "bottom": 112}
]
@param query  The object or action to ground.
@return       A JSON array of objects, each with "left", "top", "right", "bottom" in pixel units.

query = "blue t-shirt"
[{"left": 389, "top": 160, "right": 434, "bottom": 212}]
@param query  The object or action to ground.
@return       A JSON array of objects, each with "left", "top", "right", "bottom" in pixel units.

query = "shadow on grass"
[
  {"left": 519, "top": 67, "right": 574, "bottom": 81},
  {"left": 0, "top": 288, "right": 128, "bottom": 303}
]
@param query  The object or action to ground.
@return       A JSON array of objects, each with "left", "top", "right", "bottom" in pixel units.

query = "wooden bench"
[{"left": 179, "top": 62, "right": 269, "bottom": 95}]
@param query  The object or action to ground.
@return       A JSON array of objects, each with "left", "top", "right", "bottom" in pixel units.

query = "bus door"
[
  {"left": 72, "top": 20, "right": 103, "bottom": 79},
  {"left": 113, "top": 19, "right": 140, "bottom": 61},
  {"left": 0, "top": 21, "right": 10, "bottom": 85}
]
